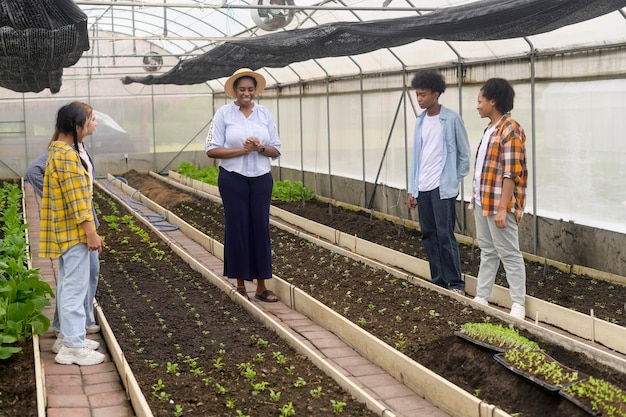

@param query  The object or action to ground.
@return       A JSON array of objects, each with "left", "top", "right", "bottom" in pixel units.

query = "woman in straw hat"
[{"left": 205, "top": 68, "right": 281, "bottom": 302}]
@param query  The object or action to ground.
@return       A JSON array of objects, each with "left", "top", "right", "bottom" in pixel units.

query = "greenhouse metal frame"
[{"left": 1, "top": 0, "right": 626, "bottom": 275}]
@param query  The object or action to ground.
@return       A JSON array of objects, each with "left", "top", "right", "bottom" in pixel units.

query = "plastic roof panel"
[
  {"left": 2, "top": 0, "right": 625, "bottom": 93},
  {"left": 528, "top": 11, "right": 626, "bottom": 51},
  {"left": 114, "top": 0, "right": 626, "bottom": 90}
]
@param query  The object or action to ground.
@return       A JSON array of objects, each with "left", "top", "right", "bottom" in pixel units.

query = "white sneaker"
[
  {"left": 86, "top": 325, "right": 101, "bottom": 334},
  {"left": 473, "top": 296, "right": 489, "bottom": 306},
  {"left": 52, "top": 337, "right": 100, "bottom": 354},
  {"left": 510, "top": 303, "right": 526, "bottom": 320},
  {"left": 55, "top": 346, "right": 105, "bottom": 366}
]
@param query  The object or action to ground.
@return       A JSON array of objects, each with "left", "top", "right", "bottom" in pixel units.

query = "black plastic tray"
[
  {"left": 453, "top": 330, "right": 509, "bottom": 353},
  {"left": 494, "top": 351, "right": 582, "bottom": 392},
  {"left": 559, "top": 389, "right": 600, "bottom": 417}
]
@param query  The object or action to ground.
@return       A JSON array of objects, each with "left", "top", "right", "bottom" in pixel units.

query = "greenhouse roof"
[{"left": 1, "top": 0, "right": 626, "bottom": 94}]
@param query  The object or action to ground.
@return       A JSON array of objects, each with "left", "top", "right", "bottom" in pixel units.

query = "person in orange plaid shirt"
[{"left": 470, "top": 78, "right": 528, "bottom": 320}]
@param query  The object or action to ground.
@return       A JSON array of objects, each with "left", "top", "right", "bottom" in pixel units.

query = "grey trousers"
[{"left": 473, "top": 206, "right": 526, "bottom": 306}]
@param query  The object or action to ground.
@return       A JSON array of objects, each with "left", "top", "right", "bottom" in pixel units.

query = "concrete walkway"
[{"left": 26, "top": 180, "right": 451, "bottom": 417}]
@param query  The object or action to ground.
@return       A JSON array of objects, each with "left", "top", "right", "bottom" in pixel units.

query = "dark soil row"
[
  {"left": 94, "top": 188, "right": 379, "bottom": 417},
  {"left": 117, "top": 171, "right": 626, "bottom": 417}
]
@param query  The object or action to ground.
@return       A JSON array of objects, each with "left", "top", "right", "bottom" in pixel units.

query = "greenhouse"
[
  {"left": 2, "top": 0, "right": 626, "bottom": 275},
  {"left": 2, "top": 1, "right": 626, "bottom": 416}
]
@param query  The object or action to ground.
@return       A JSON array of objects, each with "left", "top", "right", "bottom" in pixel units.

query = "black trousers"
[{"left": 218, "top": 167, "right": 273, "bottom": 280}]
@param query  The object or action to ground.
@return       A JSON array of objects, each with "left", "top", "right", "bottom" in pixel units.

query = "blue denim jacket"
[{"left": 408, "top": 105, "right": 471, "bottom": 199}]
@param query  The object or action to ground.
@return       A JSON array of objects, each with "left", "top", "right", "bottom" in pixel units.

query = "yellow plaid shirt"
[{"left": 39, "top": 141, "right": 94, "bottom": 258}]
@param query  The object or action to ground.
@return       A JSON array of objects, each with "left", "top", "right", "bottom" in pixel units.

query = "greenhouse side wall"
[{"left": 274, "top": 166, "right": 626, "bottom": 279}]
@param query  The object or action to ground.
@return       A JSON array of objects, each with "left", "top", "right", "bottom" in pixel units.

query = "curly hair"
[
  {"left": 480, "top": 78, "right": 515, "bottom": 114},
  {"left": 410, "top": 70, "right": 446, "bottom": 94}
]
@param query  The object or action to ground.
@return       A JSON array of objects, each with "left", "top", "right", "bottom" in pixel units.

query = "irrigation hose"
[{"left": 104, "top": 177, "right": 179, "bottom": 232}]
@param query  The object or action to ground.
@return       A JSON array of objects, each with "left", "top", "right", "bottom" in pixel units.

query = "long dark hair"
[
  {"left": 71, "top": 101, "right": 94, "bottom": 166},
  {"left": 56, "top": 103, "right": 89, "bottom": 172}
]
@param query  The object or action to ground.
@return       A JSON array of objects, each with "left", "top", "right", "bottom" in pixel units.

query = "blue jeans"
[
  {"left": 53, "top": 249, "right": 99, "bottom": 331},
  {"left": 417, "top": 188, "right": 464, "bottom": 290},
  {"left": 57, "top": 243, "right": 90, "bottom": 348},
  {"left": 54, "top": 207, "right": 100, "bottom": 332},
  {"left": 474, "top": 205, "right": 526, "bottom": 306}
]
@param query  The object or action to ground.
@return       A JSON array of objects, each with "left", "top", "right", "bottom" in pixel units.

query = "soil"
[
  {"left": 0, "top": 179, "right": 37, "bottom": 417},
  {"left": 107, "top": 170, "right": 626, "bottom": 417},
  {"left": 0, "top": 341, "right": 36, "bottom": 417},
  {"left": 94, "top": 187, "right": 378, "bottom": 417},
  {"left": 3, "top": 171, "right": 625, "bottom": 417}
]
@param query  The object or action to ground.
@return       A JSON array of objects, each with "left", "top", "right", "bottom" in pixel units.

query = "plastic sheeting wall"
[
  {"left": 1, "top": 43, "right": 626, "bottom": 240},
  {"left": 266, "top": 78, "right": 625, "bottom": 235}
]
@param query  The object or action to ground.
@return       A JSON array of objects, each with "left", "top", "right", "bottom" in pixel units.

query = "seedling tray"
[
  {"left": 560, "top": 377, "right": 625, "bottom": 417},
  {"left": 494, "top": 351, "right": 583, "bottom": 392},
  {"left": 453, "top": 330, "right": 509, "bottom": 353},
  {"left": 559, "top": 389, "right": 600, "bottom": 417}
]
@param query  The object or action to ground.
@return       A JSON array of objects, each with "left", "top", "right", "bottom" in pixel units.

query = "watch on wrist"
[{"left": 260, "top": 146, "right": 265, "bottom": 154}]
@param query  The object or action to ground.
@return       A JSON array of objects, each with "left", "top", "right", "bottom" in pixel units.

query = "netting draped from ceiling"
[
  {"left": 121, "top": 0, "right": 626, "bottom": 86},
  {"left": 0, "top": 0, "right": 89, "bottom": 94}
]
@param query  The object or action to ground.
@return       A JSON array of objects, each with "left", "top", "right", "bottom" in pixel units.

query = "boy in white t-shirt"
[{"left": 407, "top": 70, "right": 471, "bottom": 295}]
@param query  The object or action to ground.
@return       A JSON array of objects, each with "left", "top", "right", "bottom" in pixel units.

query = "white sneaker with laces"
[
  {"left": 55, "top": 346, "right": 105, "bottom": 366},
  {"left": 86, "top": 325, "right": 101, "bottom": 334},
  {"left": 510, "top": 303, "right": 526, "bottom": 320},
  {"left": 52, "top": 337, "right": 99, "bottom": 354},
  {"left": 473, "top": 296, "right": 488, "bottom": 306}
]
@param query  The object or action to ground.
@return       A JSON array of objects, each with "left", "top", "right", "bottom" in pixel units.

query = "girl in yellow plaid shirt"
[{"left": 40, "top": 103, "right": 105, "bottom": 366}]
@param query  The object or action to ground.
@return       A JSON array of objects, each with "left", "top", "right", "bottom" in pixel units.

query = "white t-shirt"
[
  {"left": 473, "top": 125, "right": 496, "bottom": 207},
  {"left": 418, "top": 114, "right": 443, "bottom": 192}
]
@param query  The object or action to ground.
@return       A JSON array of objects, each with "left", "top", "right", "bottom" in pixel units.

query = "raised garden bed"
[
  {"left": 94, "top": 190, "right": 379, "bottom": 417},
  {"left": 0, "top": 179, "right": 50, "bottom": 417},
  {"left": 0, "top": 340, "right": 37, "bottom": 417},
  {"left": 114, "top": 171, "right": 626, "bottom": 417}
]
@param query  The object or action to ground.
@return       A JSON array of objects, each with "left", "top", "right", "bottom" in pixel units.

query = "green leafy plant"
[
  {"left": 272, "top": 180, "right": 315, "bottom": 202},
  {"left": 225, "top": 398, "right": 236, "bottom": 409},
  {"left": 0, "top": 334, "right": 21, "bottom": 360},
  {"left": 331, "top": 399, "right": 347, "bottom": 414},
  {"left": 0, "top": 183, "right": 53, "bottom": 359},
  {"left": 293, "top": 377, "right": 307, "bottom": 387},
  {"left": 166, "top": 362, "right": 179, "bottom": 374},
  {"left": 309, "top": 386, "right": 323, "bottom": 399},
  {"left": 501, "top": 349, "right": 581, "bottom": 388},
  {"left": 177, "top": 162, "right": 219, "bottom": 185},
  {"left": 458, "top": 323, "right": 541, "bottom": 351},
  {"left": 279, "top": 402, "right": 295, "bottom": 417},
  {"left": 176, "top": 162, "right": 316, "bottom": 202},
  {"left": 269, "top": 389, "right": 282, "bottom": 402},
  {"left": 563, "top": 376, "right": 626, "bottom": 417}
]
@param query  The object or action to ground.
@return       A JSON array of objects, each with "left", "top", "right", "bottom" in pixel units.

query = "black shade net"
[
  {"left": 0, "top": 0, "right": 89, "bottom": 94},
  {"left": 1, "top": 0, "right": 625, "bottom": 93},
  {"left": 122, "top": 0, "right": 626, "bottom": 87}
]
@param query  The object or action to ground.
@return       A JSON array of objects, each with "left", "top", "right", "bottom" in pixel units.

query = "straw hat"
[{"left": 224, "top": 68, "right": 266, "bottom": 98}]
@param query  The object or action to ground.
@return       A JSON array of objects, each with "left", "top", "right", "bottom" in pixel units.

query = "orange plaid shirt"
[{"left": 471, "top": 115, "right": 528, "bottom": 222}]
